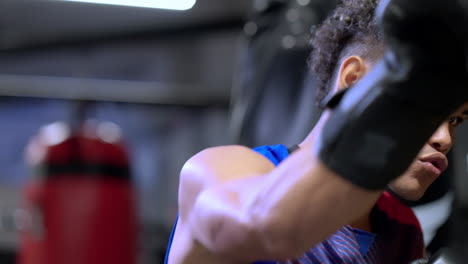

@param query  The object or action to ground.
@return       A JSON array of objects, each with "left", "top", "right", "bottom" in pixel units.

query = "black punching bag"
[{"left": 230, "top": 0, "right": 338, "bottom": 147}]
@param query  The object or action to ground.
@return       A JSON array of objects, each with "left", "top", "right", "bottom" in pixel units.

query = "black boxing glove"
[{"left": 316, "top": 0, "right": 468, "bottom": 190}]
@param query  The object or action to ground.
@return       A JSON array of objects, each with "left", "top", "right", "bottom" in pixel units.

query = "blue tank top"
[{"left": 164, "top": 144, "right": 424, "bottom": 264}]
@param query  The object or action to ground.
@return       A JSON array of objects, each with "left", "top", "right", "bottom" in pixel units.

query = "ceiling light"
[{"left": 60, "top": 0, "right": 196, "bottom": 10}]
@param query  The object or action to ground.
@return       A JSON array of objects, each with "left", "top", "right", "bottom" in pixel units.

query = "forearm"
[
  {"left": 189, "top": 145, "right": 382, "bottom": 261},
  {"left": 246, "top": 146, "right": 382, "bottom": 256}
]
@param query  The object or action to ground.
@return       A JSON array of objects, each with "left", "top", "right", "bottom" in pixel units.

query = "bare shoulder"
[
  {"left": 177, "top": 145, "right": 275, "bottom": 221},
  {"left": 170, "top": 145, "right": 277, "bottom": 264},
  {"left": 181, "top": 145, "right": 275, "bottom": 183}
]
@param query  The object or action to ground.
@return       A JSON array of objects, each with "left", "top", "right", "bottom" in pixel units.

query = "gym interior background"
[{"left": 0, "top": 0, "right": 466, "bottom": 263}]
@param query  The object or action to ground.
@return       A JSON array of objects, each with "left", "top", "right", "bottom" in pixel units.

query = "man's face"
[
  {"left": 334, "top": 55, "right": 468, "bottom": 201},
  {"left": 388, "top": 103, "right": 468, "bottom": 201}
]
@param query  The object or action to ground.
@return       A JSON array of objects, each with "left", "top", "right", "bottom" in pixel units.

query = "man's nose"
[{"left": 428, "top": 122, "right": 453, "bottom": 154}]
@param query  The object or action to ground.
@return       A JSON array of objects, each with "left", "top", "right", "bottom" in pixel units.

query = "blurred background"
[{"left": 0, "top": 0, "right": 466, "bottom": 263}]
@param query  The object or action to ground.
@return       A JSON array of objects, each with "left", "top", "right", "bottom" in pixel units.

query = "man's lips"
[{"left": 418, "top": 153, "right": 449, "bottom": 175}]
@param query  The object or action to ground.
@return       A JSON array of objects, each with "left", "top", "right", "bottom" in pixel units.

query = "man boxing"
[{"left": 165, "top": 0, "right": 468, "bottom": 263}]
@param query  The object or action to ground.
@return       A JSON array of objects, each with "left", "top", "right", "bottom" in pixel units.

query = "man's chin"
[
  {"left": 401, "top": 192, "right": 425, "bottom": 201},
  {"left": 387, "top": 186, "right": 426, "bottom": 202},
  {"left": 388, "top": 170, "right": 434, "bottom": 201}
]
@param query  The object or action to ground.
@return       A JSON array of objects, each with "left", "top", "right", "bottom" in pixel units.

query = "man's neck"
[
  {"left": 351, "top": 211, "right": 373, "bottom": 232},
  {"left": 299, "top": 112, "right": 331, "bottom": 149}
]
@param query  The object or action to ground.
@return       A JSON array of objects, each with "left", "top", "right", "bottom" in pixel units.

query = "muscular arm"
[{"left": 179, "top": 141, "right": 382, "bottom": 262}]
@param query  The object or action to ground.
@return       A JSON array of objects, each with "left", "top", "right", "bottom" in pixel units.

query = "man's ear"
[{"left": 337, "top": 56, "right": 368, "bottom": 89}]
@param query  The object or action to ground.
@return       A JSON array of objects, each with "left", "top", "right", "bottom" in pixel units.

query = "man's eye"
[{"left": 448, "top": 116, "right": 463, "bottom": 127}]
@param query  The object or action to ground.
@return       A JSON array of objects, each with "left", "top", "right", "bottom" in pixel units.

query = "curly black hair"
[{"left": 309, "top": 0, "right": 384, "bottom": 107}]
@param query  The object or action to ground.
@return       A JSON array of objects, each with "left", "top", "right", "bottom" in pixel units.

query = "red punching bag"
[{"left": 19, "top": 120, "right": 137, "bottom": 264}]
